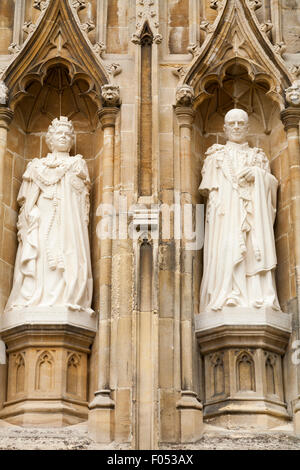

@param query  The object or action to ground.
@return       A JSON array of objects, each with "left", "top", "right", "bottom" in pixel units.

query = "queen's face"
[
  {"left": 50, "top": 124, "right": 74, "bottom": 153},
  {"left": 224, "top": 110, "right": 248, "bottom": 144}
]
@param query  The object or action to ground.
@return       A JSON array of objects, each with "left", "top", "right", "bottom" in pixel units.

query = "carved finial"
[
  {"left": 0, "top": 81, "right": 9, "bottom": 106},
  {"left": 285, "top": 80, "right": 300, "bottom": 106},
  {"left": 187, "top": 43, "right": 201, "bottom": 58},
  {"left": 101, "top": 84, "right": 121, "bottom": 108},
  {"left": 247, "top": 0, "right": 262, "bottom": 10},
  {"left": 132, "top": 0, "right": 162, "bottom": 45},
  {"left": 274, "top": 42, "right": 287, "bottom": 56},
  {"left": 33, "top": 0, "right": 50, "bottom": 11},
  {"left": 8, "top": 43, "right": 21, "bottom": 54},
  {"left": 176, "top": 84, "right": 194, "bottom": 107},
  {"left": 260, "top": 21, "right": 273, "bottom": 33}
]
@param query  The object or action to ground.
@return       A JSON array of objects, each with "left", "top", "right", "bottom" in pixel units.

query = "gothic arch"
[
  {"left": 182, "top": 0, "right": 292, "bottom": 107},
  {"left": 236, "top": 351, "right": 256, "bottom": 392},
  {"left": 2, "top": 0, "right": 109, "bottom": 112},
  {"left": 35, "top": 351, "right": 55, "bottom": 392}
]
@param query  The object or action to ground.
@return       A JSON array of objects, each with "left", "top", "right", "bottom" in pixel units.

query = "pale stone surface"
[
  {"left": 199, "top": 109, "right": 280, "bottom": 312},
  {"left": 5, "top": 117, "right": 93, "bottom": 314},
  {"left": 0, "top": 0, "right": 299, "bottom": 451}
]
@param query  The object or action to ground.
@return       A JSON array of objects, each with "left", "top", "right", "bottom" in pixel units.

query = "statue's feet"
[
  {"left": 226, "top": 297, "right": 238, "bottom": 307},
  {"left": 252, "top": 299, "right": 264, "bottom": 308}
]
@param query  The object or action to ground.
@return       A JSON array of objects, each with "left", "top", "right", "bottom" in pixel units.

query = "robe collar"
[{"left": 225, "top": 141, "right": 249, "bottom": 151}]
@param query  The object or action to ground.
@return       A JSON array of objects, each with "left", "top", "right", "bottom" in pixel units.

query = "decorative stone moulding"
[
  {"left": 0, "top": 308, "right": 97, "bottom": 426},
  {"left": 195, "top": 308, "right": 292, "bottom": 429}
]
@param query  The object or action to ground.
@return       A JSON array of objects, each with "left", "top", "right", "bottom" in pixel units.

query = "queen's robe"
[
  {"left": 5, "top": 153, "right": 93, "bottom": 313},
  {"left": 199, "top": 141, "right": 280, "bottom": 312}
]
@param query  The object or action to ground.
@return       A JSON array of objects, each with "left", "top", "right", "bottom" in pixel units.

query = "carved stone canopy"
[{"left": 3, "top": 0, "right": 109, "bottom": 114}]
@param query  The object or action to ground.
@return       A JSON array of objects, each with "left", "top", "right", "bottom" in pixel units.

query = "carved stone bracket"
[
  {"left": 175, "top": 85, "right": 195, "bottom": 108},
  {"left": 280, "top": 107, "right": 300, "bottom": 131},
  {"left": 100, "top": 85, "right": 121, "bottom": 108},
  {"left": 285, "top": 81, "right": 300, "bottom": 107}
]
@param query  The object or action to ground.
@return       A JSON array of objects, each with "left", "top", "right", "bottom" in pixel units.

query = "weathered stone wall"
[{"left": 0, "top": 0, "right": 299, "bottom": 448}]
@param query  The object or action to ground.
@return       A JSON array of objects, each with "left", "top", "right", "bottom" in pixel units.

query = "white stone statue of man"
[
  {"left": 5, "top": 116, "right": 93, "bottom": 313},
  {"left": 199, "top": 108, "right": 280, "bottom": 312}
]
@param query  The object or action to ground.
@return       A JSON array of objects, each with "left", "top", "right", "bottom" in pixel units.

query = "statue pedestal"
[
  {"left": 0, "top": 307, "right": 97, "bottom": 426},
  {"left": 195, "top": 307, "right": 292, "bottom": 429}
]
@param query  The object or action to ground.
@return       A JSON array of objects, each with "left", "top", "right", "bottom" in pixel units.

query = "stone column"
[
  {"left": 281, "top": 94, "right": 300, "bottom": 434},
  {"left": 0, "top": 104, "right": 14, "bottom": 202},
  {"left": 174, "top": 85, "right": 202, "bottom": 443},
  {"left": 88, "top": 85, "right": 120, "bottom": 443},
  {"left": 0, "top": 96, "right": 13, "bottom": 412}
]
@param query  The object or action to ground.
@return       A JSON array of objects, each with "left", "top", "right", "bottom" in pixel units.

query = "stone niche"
[
  {"left": 0, "top": 63, "right": 103, "bottom": 426},
  {"left": 193, "top": 63, "right": 293, "bottom": 429}
]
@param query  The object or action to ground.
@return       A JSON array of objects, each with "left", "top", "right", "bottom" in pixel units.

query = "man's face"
[
  {"left": 224, "top": 110, "right": 248, "bottom": 143},
  {"left": 50, "top": 124, "right": 73, "bottom": 153}
]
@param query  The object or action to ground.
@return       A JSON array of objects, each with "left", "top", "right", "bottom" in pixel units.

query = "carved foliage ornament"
[{"left": 176, "top": 85, "right": 195, "bottom": 107}]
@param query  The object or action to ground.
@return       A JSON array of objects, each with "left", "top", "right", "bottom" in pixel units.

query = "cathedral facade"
[{"left": 0, "top": 0, "right": 300, "bottom": 450}]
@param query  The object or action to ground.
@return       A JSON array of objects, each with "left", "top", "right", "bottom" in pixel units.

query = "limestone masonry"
[{"left": 0, "top": 0, "right": 300, "bottom": 450}]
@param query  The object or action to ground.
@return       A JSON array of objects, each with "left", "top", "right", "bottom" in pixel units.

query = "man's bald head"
[
  {"left": 224, "top": 108, "right": 249, "bottom": 144},
  {"left": 224, "top": 108, "right": 249, "bottom": 124}
]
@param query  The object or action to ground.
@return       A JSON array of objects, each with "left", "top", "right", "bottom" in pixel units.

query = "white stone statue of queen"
[
  {"left": 5, "top": 116, "right": 93, "bottom": 313},
  {"left": 199, "top": 108, "right": 280, "bottom": 312}
]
